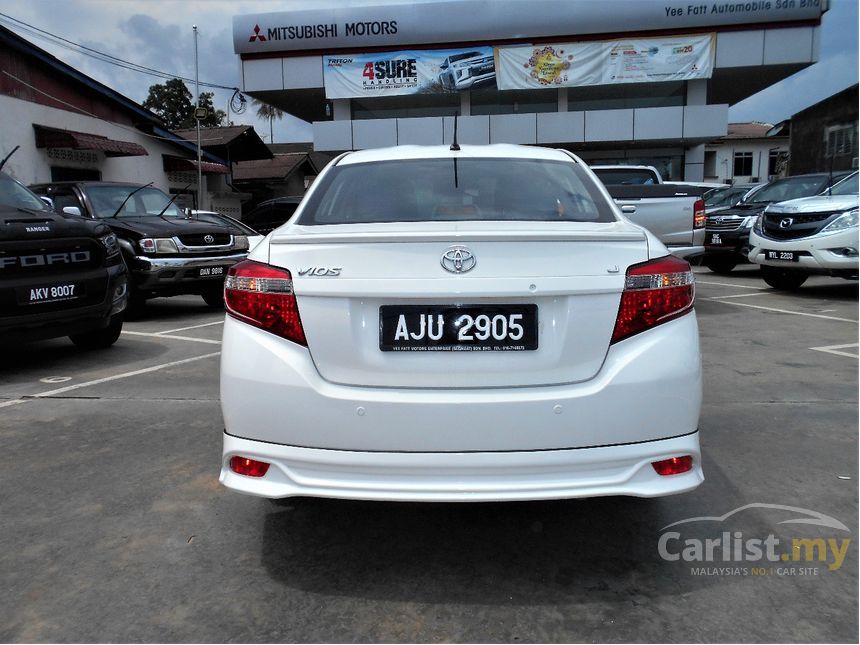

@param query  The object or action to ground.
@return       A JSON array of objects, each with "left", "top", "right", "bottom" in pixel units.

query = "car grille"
[
  {"left": 761, "top": 211, "right": 841, "bottom": 240},
  {"left": 0, "top": 237, "right": 103, "bottom": 276},
  {"left": 177, "top": 233, "right": 231, "bottom": 246},
  {"left": 706, "top": 216, "right": 745, "bottom": 231}
]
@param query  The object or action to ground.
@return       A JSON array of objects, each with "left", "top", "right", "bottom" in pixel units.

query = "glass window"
[
  {"left": 746, "top": 175, "right": 830, "bottom": 203},
  {"left": 351, "top": 94, "right": 460, "bottom": 120},
  {"left": 0, "top": 172, "right": 50, "bottom": 212},
  {"left": 591, "top": 167, "right": 660, "bottom": 185},
  {"left": 299, "top": 158, "right": 616, "bottom": 225},
  {"left": 567, "top": 82, "right": 685, "bottom": 111},
  {"left": 826, "top": 125, "right": 855, "bottom": 157},
  {"left": 733, "top": 152, "right": 753, "bottom": 177},
  {"left": 830, "top": 173, "right": 858, "bottom": 196},
  {"left": 470, "top": 88, "right": 558, "bottom": 115},
  {"left": 86, "top": 185, "right": 183, "bottom": 218}
]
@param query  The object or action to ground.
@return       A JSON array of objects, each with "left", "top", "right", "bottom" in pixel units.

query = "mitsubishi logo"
[
  {"left": 249, "top": 24, "right": 266, "bottom": 42},
  {"left": 441, "top": 246, "right": 476, "bottom": 274},
  {"left": 779, "top": 218, "right": 794, "bottom": 229}
]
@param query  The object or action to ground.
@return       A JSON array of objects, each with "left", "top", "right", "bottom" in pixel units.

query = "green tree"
[
  {"left": 142, "top": 78, "right": 226, "bottom": 130},
  {"left": 252, "top": 98, "right": 285, "bottom": 143}
]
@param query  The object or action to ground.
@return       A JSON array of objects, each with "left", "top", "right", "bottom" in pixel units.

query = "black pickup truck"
[
  {"left": 0, "top": 171, "right": 128, "bottom": 347},
  {"left": 30, "top": 181, "right": 250, "bottom": 309}
]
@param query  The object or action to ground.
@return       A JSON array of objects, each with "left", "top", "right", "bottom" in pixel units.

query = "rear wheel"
[
  {"left": 704, "top": 256, "right": 737, "bottom": 274},
  {"left": 202, "top": 286, "right": 225, "bottom": 309},
  {"left": 69, "top": 315, "right": 123, "bottom": 349},
  {"left": 761, "top": 266, "right": 808, "bottom": 291}
]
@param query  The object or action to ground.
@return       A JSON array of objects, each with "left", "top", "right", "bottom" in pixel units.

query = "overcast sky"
[{"left": 0, "top": 0, "right": 856, "bottom": 142}]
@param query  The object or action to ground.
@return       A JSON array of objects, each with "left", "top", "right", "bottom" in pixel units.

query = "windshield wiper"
[
  {"left": 109, "top": 182, "right": 153, "bottom": 218},
  {"left": 0, "top": 145, "right": 20, "bottom": 171},
  {"left": 157, "top": 182, "right": 192, "bottom": 217}
]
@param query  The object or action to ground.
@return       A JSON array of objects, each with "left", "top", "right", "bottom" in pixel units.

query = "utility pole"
[{"left": 193, "top": 25, "right": 202, "bottom": 211}]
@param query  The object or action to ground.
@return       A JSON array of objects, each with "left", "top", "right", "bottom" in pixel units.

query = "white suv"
[
  {"left": 219, "top": 144, "right": 703, "bottom": 502},
  {"left": 748, "top": 172, "right": 859, "bottom": 290}
]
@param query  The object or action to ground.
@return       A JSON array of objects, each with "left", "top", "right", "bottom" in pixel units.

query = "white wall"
[
  {"left": 0, "top": 94, "right": 217, "bottom": 209},
  {"left": 705, "top": 138, "right": 789, "bottom": 184}
]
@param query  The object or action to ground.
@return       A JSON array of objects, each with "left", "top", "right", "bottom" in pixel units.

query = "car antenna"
[
  {"left": 157, "top": 182, "right": 193, "bottom": 217},
  {"left": 0, "top": 145, "right": 20, "bottom": 172},
  {"left": 109, "top": 182, "right": 153, "bottom": 218},
  {"left": 450, "top": 112, "right": 460, "bottom": 151},
  {"left": 827, "top": 149, "right": 835, "bottom": 196}
]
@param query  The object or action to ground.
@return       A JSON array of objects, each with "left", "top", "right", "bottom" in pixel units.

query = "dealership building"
[{"left": 233, "top": 0, "right": 827, "bottom": 181}]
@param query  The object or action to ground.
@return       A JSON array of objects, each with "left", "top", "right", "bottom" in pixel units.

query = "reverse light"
[
  {"left": 229, "top": 456, "right": 270, "bottom": 478},
  {"left": 652, "top": 456, "right": 693, "bottom": 476},
  {"left": 224, "top": 260, "right": 307, "bottom": 345},
  {"left": 693, "top": 199, "right": 706, "bottom": 229},
  {"left": 611, "top": 255, "right": 695, "bottom": 344}
]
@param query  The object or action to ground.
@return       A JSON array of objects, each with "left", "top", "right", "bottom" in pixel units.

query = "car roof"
[{"left": 337, "top": 144, "right": 576, "bottom": 166}]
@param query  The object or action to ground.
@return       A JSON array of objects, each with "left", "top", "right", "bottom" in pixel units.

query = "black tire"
[
  {"left": 761, "top": 266, "right": 808, "bottom": 291},
  {"left": 69, "top": 315, "right": 123, "bottom": 349},
  {"left": 202, "top": 287, "right": 225, "bottom": 309},
  {"left": 704, "top": 257, "right": 737, "bottom": 274}
]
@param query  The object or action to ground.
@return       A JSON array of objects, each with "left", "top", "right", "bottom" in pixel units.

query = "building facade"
[
  {"left": 703, "top": 122, "right": 789, "bottom": 185},
  {"left": 787, "top": 83, "right": 858, "bottom": 176},
  {"left": 232, "top": 0, "right": 826, "bottom": 181}
]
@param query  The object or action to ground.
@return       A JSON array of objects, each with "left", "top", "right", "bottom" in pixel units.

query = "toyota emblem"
[
  {"left": 203, "top": 234, "right": 215, "bottom": 244},
  {"left": 441, "top": 246, "right": 476, "bottom": 274},
  {"left": 779, "top": 218, "right": 794, "bottom": 229}
]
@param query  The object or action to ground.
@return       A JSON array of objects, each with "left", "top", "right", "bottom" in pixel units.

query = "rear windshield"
[
  {"left": 592, "top": 168, "right": 659, "bottom": 185},
  {"left": 298, "top": 158, "right": 615, "bottom": 225}
]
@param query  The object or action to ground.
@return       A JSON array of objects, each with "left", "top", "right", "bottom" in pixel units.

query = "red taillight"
[
  {"left": 652, "top": 456, "right": 693, "bottom": 476},
  {"left": 611, "top": 255, "right": 695, "bottom": 344},
  {"left": 693, "top": 198, "right": 706, "bottom": 229},
  {"left": 229, "top": 456, "right": 270, "bottom": 477},
  {"left": 225, "top": 260, "right": 306, "bottom": 345}
]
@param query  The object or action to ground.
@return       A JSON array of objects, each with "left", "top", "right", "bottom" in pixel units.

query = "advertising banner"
[
  {"left": 324, "top": 46, "right": 496, "bottom": 99},
  {"left": 497, "top": 33, "right": 715, "bottom": 90}
]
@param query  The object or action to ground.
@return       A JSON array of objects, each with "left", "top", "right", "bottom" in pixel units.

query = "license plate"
[
  {"left": 16, "top": 282, "right": 84, "bottom": 305},
  {"left": 198, "top": 266, "right": 226, "bottom": 277},
  {"left": 765, "top": 250, "right": 799, "bottom": 262},
  {"left": 380, "top": 305, "right": 538, "bottom": 352},
  {"left": 708, "top": 233, "right": 725, "bottom": 245}
]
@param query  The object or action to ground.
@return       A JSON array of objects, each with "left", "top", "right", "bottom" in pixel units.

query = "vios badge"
[{"left": 441, "top": 246, "right": 476, "bottom": 274}]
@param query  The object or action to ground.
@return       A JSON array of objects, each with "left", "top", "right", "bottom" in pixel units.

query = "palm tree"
[{"left": 252, "top": 99, "right": 286, "bottom": 144}]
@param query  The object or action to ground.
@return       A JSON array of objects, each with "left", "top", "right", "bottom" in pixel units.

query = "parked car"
[
  {"left": 701, "top": 171, "right": 853, "bottom": 274},
  {"left": 241, "top": 196, "right": 302, "bottom": 235},
  {"left": 219, "top": 144, "right": 703, "bottom": 502},
  {"left": 703, "top": 183, "right": 763, "bottom": 214},
  {"left": 189, "top": 210, "right": 264, "bottom": 251},
  {"left": 748, "top": 171, "right": 858, "bottom": 290},
  {"left": 0, "top": 171, "right": 127, "bottom": 347},
  {"left": 30, "top": 182, "right": 250, "bottom": 309},
  {"left": 438, "top": 51, "right": 495, "bottom": 90}
]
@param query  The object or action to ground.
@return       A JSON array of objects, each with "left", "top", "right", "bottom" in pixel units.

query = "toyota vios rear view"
[{"left": 219, "top": 144, "right": 703, "bottom": 502}]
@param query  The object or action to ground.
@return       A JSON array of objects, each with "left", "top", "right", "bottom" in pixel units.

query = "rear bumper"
[{"left": 221, "top": 431, "right": 703, "bottom": 501}]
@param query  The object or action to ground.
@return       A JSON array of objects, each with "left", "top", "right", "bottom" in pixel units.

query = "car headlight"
[
  {"left": 99, "top": 233, "right": 120, "bottom": 256},
  {"left": 820, "top": 209, "right": 859, "bottom": 234},
  {"left": 744, "top": 215, "right": 758, "bottom": 229},
  {"left": 139, "top": 237, "right": 179, "bottom": 254},
  {"left": 752, "top": 214, "right": 763, "bottom": 234},
  {"left": 234, "top": 235, "right": 249, "bottom": 251}
]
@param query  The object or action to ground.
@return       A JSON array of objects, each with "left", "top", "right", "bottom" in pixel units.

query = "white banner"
[
  {"left": 324, "top": 47, "right": 496, "bottom": 99},
  {"left": 497, "top": 33, "right": 715, "bottom": 90}
]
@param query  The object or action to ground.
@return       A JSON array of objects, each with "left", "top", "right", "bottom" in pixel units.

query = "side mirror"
[
  {"left": 62, "top": 206, "right": 82, "bottom": 217},
  {"left": 39, "top": 196, "right": 54, "bottom": 210}
]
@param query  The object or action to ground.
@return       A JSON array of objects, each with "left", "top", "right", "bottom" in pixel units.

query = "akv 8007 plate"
[{"left": 380, "top": 304, "right": 538, "bottom": 352}]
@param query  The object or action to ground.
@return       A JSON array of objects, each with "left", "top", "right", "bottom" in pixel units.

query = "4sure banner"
[
  {"left": 496, "top": 33, "right": 715, "bottom": 90},
  {"left": 324, "top": 46, "right": 496, "bottom": 99}
]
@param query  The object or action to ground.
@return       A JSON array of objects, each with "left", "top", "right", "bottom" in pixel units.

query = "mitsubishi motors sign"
[{"left": 233, "top": 0, "right": 824, "bottom": 55}]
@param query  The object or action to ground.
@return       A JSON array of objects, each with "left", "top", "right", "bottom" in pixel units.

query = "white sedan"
[{"left": 219, "top": 144, "right": 703, "bottom": 502}]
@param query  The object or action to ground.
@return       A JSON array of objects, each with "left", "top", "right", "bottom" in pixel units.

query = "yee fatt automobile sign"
[
  {"left": 324, "top": 47, "right": 496, "bottom": 99},
  {"left": 497, "top": 33, "right": 715, "bottom": 90}
]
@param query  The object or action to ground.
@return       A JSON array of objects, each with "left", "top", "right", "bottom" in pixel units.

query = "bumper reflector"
[
  {"left": 652, "top": 456, "right": 693, "bottom": 476},
  {"left": 229, "top": 456, "right": 270, "bottom": 478}
]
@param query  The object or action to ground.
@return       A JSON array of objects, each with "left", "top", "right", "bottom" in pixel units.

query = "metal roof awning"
[
  {"left": 33, "top": 124, "right": 148, "bottom": 157},
  {"left": 163, "top": 155, "right": 230, "bottom": 175}
]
